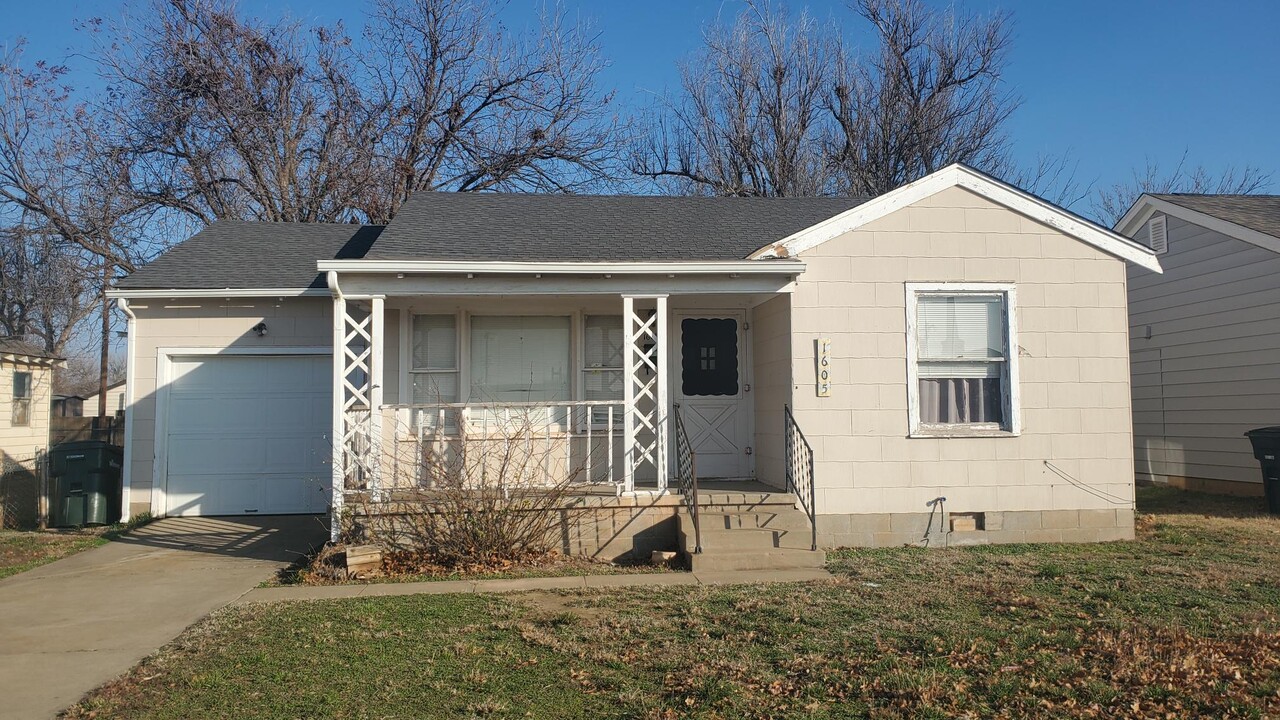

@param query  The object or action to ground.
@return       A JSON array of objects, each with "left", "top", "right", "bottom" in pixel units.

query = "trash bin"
[
  {"left": 1244, "top": 427, "right": 1280, "bottom": 514},
  {"left": 49, "top": 441, "right": 123, "bottom": 527}
]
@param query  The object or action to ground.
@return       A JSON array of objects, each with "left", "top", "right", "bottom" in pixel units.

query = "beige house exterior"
[
  {"left": 111, "top": 165, "right": 1160, "bottom": 555},
  {"left": 82, "top": 380, "right": 128, "bottom": 418},
  {"left": 1118, "top": 194, "right": 1280, "bottom": 496},
  {"left": 0, "top": 339, "right": 62, "bottom": 528}
]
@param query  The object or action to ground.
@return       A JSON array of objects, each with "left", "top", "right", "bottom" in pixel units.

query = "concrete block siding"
[{"left": 790, "top": 186, "right": 1136, "bottom": 543}]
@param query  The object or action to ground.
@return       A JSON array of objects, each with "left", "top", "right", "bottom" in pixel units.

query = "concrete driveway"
[{"left": 0, "top": 515, "right": 327, "bottom": 720}]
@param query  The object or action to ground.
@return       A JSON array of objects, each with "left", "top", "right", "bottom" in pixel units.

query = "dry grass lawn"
[{"left": 66, "top": 487, "right": 1280, "bottom": 719}]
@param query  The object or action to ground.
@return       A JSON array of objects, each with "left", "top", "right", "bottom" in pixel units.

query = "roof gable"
[
  {"left": 749, "top": 164, "right": 1163, "bottom": 272},
  {"left": 1116, "top": 194, "right": 1280, "bottom": 255}
]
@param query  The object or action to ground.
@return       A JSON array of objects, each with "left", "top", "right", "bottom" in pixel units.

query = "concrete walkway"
[
  {"left": 239, "top": 566, "right": 835, "bottom": 604},
  {"left": 0, "top": 515, "right": 327, "bottom": 720}
]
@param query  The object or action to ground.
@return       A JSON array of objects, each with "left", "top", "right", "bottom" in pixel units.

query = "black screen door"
[{"left": 680, "top": 318, "right": 739, "bottom": 396}]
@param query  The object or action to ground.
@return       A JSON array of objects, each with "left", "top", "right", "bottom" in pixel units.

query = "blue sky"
[{"left": 5, "top": 0, "right": 1279, "bottom": 204}]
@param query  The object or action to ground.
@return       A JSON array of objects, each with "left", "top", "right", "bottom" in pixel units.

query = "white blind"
[
  {"left": 412, "top": 314, "right": 457, "bottom": 370},
  {"left": 470, "top": 316, "right": 571, "bottom": 402},
  {"left": 917, "top": 295, "right": 1004, "bottom": 361},
  {"left": 583, "top": 315, "right": 623, "bottom": 369}
]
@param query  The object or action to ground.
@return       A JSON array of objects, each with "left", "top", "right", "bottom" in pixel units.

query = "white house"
[
  {"left": 108, "top": 165, "right": 1160, "bottom": 565},
  {"left": 1118, "top": 193, "right": 1280, "bottom": 496}
]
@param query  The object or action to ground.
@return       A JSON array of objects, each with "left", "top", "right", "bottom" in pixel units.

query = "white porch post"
[
  {"left": 369, "top": 296, "right": 385, "bottom": 500},
  {"left": 655, "top": 295, "right": 669, "bottom": 490},
  {"left": 622, "top": 294, "right": 669, "bottom": 493},
  {"left": 330, "top": 293, "right": 346, "bottom": 542},
  {"left": 622, "top": 296, "right": 635, "bottom": 493}
]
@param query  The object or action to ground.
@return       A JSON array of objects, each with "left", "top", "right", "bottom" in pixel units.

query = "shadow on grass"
[{"left": 1136, "top": 485, "right": 1271, "bottom": 519}]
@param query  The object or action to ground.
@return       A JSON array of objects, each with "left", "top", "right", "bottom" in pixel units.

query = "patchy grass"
[
  {"left": 67, "top": 487, "right": 1280, "bottom": 719},
  {"left": 0, "top": 513, "right": 155, "bottom": 581}
]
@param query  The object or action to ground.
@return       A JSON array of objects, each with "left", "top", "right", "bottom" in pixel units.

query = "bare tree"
[
  {"left": 0, "top": 226, "right": 98, "bottom": 356},
  {"left": 632, "top": 2, "right": 833, "bottom": 196},
  {"left": 1093, "top": 150, "right": 1273, "bottom": 226},
  {"left": 827, "top": 0, "right": 1017, "bottom": 196}
]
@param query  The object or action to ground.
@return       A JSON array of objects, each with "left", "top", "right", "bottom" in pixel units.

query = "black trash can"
[
  {"left": 1244, "top": 427, "right": 1280, "bottom": 514},
  {"left": 48, "top": 441, "right": 124, "bottom": 527}
]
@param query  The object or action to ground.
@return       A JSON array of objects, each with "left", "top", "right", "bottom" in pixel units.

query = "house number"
[{"left": 816, "top": 337, "right": 832, "bottom": 397}]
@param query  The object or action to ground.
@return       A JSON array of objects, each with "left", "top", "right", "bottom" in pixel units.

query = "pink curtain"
[{"left": 919, "top": 378, "right": 1003, "bottom": 424}]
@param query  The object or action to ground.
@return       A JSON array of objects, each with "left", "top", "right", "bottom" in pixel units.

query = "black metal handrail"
[
  {"left": 673, "top": 403, "right": 701, "bottom": 553},
  {"left": 783, "top": 405, "right": 817, "bottom": 551}
]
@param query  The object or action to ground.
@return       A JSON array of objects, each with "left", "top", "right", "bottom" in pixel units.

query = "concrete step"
[
  {"left": 693, "top": 510, "right": 813, "bottom": 532},
  {"left": 687, "top": 548, "right": 827, "bottom": 572},
  {"left": 677, "top": 512, "right": 816, "bottom": 553},
  {"left": 691, "top": 491, "right": 798, "bottom": 508},
  {"left": 679, "top": 526, "right": 778, "bottom": 552}
]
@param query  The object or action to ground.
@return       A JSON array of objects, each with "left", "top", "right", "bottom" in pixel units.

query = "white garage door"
[{"left": 164, "top": 354, "right": 332, "bottom": 516}]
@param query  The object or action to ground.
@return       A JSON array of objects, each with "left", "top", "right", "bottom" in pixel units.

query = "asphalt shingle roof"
[
  {"left": 116, "top": 194, "right": 867, "bottom": 290},
  {"left": 116, "top": 222, "right": 383, "bottom": 290},
  {"left": 0, "top": 337, "right": 62, "bottom": 362},
  {"left": 1152, "top": 194, "right": 1280, "bottom": 240}
]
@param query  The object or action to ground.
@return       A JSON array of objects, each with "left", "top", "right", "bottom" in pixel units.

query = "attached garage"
[{"left": 161, "top": 353, "right": 331, "bottom": 516}]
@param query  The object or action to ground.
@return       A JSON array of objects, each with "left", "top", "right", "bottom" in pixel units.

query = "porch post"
[
  {"left": 622, "top": 296, "right": 636, "bottom": 493},
  {"left": 330, "top": 293, "right": 346, "bottom": 542},
  {"left": 654, "top": 295, "right": 669, "bottom": 491},
  {"left": 369, "top": 296, "right": 385, "bottom": 500}
]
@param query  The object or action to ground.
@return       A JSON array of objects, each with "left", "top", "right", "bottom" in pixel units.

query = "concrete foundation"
[{"left": 817, "top": 507, "right": 1136, "bottom": 548}]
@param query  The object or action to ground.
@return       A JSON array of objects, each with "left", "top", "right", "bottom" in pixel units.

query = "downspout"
[
  {"left": 117, "top": 298, "right": 138, "bottom": 521},
  {"left": 326, "top": 271, "right": 345, "bottom": 542}
]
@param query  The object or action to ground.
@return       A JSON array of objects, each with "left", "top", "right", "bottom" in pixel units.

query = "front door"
[{"left": 675, "top": 313, "right": 750, "bottom": 479}]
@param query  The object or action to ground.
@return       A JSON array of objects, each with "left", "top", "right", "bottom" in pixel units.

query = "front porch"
[{"left": 321, "top": 261, "right": 817, "bottom": 564}]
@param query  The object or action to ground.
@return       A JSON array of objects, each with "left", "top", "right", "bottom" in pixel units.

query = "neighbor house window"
[
  {"left": 410, "top": 314, "right": 458, "bottom": 403},
  {"left": 12, "top": 371, "right": 32, "bottom": 426},
  {"left": 582, "top": 315, "right": 624, "bottom": 423},
  {"left": 469, "top": 316, "right": 571, "bottom": 404},
  {"left": 907, "top": 285, "right": 1018, "bottom": 435}
]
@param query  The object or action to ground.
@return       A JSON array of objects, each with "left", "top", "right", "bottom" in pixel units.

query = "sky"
[{"left": 3, "top": 0, "right": 1279, "bottom": 209}]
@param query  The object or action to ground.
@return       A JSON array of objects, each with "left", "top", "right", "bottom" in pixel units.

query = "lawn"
[
  {"left": 0, "top": 527, "right": 109, "bottom": 580},
  {"left": 66, "top": 487, "right": 1280, "bottom": 719}
]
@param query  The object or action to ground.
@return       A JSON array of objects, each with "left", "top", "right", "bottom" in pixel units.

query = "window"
[
  {"left": 11, "top": 371, "right": 32, "bottom": 426},
  {"left": 469, "top": 316, "right": 571, "bottom": 403},
  {"left": 907, "top": 285, "right": 1018, "bottom": 435},
  {"left": 410, "top": 314, "right": 458, "bottom": 403},
  {"left": 583, "top": 315, "right": 624, "bottom": 423}
]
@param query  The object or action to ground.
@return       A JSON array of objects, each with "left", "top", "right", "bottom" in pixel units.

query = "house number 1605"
[{"left": 816, "top": 337, "right": 832, "bottom": 397}]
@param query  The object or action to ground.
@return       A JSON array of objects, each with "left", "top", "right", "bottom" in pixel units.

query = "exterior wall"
[
  {"left": 83, "top": 383, "right": 128, "bottom": 417},
  {"left": 126, "top": 298, "right": 333, "bottom": 517},
  {"left": 791, "top": 186, "right": 1136, "bottom": 546},
  {"left": 1127, "top": 214, "right": 1280, "bottom": 494},
  {"left": 752, "top": 294, "right": 791, "bottom": 488},
  {"left": 0, "top": 361, "right": 54, "bottom": 527}
]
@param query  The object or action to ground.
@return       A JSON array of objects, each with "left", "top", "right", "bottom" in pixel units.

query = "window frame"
[
  {"left": 580, "top": 314, "right": 625, "bottom": 428},
  {"left": 407, "top": 312, "right": 461, "bottom": 404},
  {"left": 905, "top": 283, "right": 1020, "bottom": 438},
  {"left": 11, "top": 370, "right": 32, "bottom": 427}
]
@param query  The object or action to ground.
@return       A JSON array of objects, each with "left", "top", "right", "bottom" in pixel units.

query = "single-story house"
[
  {"left": 83, "top": 380, "right": 127, "bottom": 418},
  {"left": 0, "top": 337, "right": 63, "bottom": 528},
  {"left": 108, "top": 164, "right": 1160, "bottom": 562},
  {"left": 1118, "top": 193, "right": 1280, "bottom": 496}
]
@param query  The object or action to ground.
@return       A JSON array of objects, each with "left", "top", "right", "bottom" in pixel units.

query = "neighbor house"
[
  {"left": 1118, "top": 193, "right": 1280, "bottom": 496},
  {"left": 82, "top": 380, "right": 127, "bottom": 418},
  {"left": 0, "top": 338, "right": 63, "bottom": 528},
  {"left": 108, "top": 164, "right": 1160, "bottom": 565}
]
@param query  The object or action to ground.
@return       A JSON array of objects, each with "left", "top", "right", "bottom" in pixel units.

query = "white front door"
[
  {"left": 163, "top": 354, "right": 332, "bottom": 516},
  {"left": 675, "top": 312, "right": 751, "bottom": 479}
]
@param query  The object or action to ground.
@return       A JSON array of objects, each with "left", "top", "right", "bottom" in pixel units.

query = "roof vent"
[{"left": 1148, "top": 214, "right": 1168, "bottom": 254}]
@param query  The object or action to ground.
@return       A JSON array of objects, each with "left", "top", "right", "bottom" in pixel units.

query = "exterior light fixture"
[{"left": 252, "top": 322, "right": 268, "bottom": 337}]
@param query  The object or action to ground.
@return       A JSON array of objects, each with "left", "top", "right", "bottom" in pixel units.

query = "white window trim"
[
  {"left": 11, "top": 370, "right": 32, "bottom": 427},
  {"left": 580, "top": 313, "right": 626, "bottom": 429},
  {"left": 905, "top": 283, "right": 1020, "bottom": 438}
]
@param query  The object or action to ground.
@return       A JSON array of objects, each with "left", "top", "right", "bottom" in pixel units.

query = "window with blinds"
[
  {"left": 583, "top": 315, "right": 623, "bottom": 424},
  {"left": 11, "top": 370, "right": 31, "bottom": 426},
  {"left": 469, "top": 316, "right": 571, "bottom": 403},
  {"left": 410, "top": 314, "right": 458, "bottom": 403},
  {"left": 914, "top": 293, "right": 1009, "bottom": 427}
]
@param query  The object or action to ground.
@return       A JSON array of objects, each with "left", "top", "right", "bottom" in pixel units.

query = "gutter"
[{"left": 314, "top": 260, "right": 806, "bottom": 275}]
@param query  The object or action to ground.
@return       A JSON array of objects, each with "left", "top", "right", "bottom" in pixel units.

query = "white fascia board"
[
  {"left": 106, "top": 287, "right": 331, "bottom": 299},
  {"left": 1116, "top": 195, "right": 1280, "bottom": 255},
  {"left": 749, "top": 164, "right": 1164, "bottom": 273},
  {"left": 315, "top": 260, "right": 805, "bottom": 275}
]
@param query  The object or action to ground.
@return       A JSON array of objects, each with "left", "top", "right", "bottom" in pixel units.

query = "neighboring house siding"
[
  {"left": 790, "top": 186, "right": 1134, "bottom": 542},
  {"left": 84, "top": 384, "right": 129, "bottom": 416},
  {"left": 751, "top": 294, "right": 792, "bottom": 489},
  {"left": 1127, "top": 214, "right": 1280, "bottom": 491},
  {"left": 126, "top": 298, "right": 333, "bottom": 517},
  {"left": 1, "top": 362, "right": 54, "bottom": 528}
]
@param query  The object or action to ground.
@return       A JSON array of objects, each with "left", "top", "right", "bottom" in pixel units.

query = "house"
[
  {"left": 0, "top": 338, "right": 63, "bottom": 528},
  {"left": 107, "top": 164, "right": 1160, "bottom": 562},
  {"left": 83, "top": 380, "right": 127, "bottom": 418},
  {"left": 1117, "top": 193, "right": 1280, "bottom": 496}
]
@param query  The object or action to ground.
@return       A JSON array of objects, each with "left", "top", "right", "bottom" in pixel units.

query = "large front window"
[
  {"left": 907, "top": 285, "right": 1018, "bottom": 435},
  {"left": 469, "top": 316, "right": 571, "bottom": 403}
]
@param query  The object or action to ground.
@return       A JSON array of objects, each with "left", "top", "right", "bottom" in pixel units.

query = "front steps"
[{"left": 677, "top": 492, "right": 825, "bottom": 572}]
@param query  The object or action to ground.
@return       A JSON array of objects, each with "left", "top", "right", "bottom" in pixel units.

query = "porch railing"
[
  {"left": 672, "top": 403, "right": 701, "bottom": 553},
  {"left": 783, "top": 405, "right": 817, "bottom": 551},
  {"left": 384, "top": 401, "right": 626, "bottom": 491}
]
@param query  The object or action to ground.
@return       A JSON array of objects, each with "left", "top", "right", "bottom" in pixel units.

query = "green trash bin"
[{"left": 49, "top": 441, "right": 123, "bottom": 527}]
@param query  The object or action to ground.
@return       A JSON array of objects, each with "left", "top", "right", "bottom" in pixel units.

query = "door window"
[{"left": 680, "top": 318, "right": 738, "bottom": 396}]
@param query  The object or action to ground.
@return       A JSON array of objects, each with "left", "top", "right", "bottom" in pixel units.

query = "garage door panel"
[{"left": 165, "top": 355, "right": 331, "bottom": 516}]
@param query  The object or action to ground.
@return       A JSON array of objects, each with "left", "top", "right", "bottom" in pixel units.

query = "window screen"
[
  {"left": 680, "top": 318, "right": 739, "bottom": 396},
  {"left": 470, "top": 316, "right": 571, "bottom": 403},
  {"left": 410, "top": 314, "right": 458, "bottom": 403},
  {"left": 583, "top": 315, "right": 623, "bottom": 423},
  {"left": 915, "top": 295, "right": 1007, "bottom": 426}
]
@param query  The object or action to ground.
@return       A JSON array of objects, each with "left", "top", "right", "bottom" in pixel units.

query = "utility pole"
[{"left": 97, "top": 257, "right": 111, "bottom": 429}]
